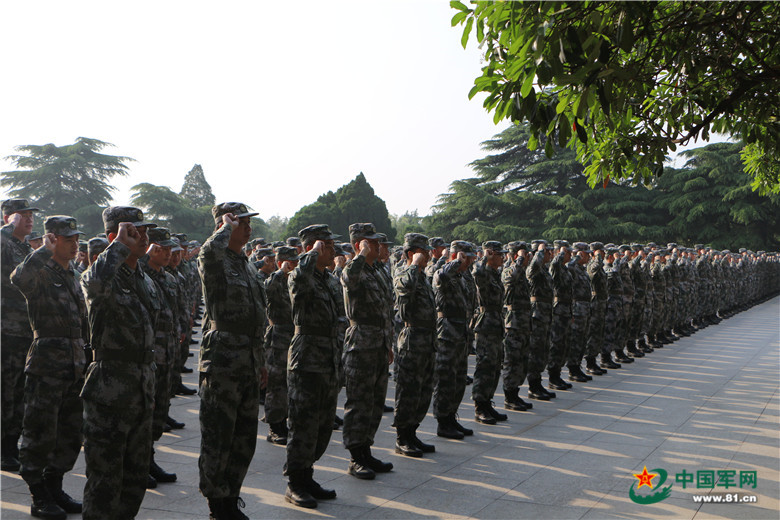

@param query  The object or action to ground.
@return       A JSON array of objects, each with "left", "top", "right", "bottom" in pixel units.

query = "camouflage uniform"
[
  {"left": 547, "top": 242, "right": 573, "bottom": 378},
  {"left": 10, "top": 217, "right": 86, "bottom": 498},
  {"left": 502, "top": 243, "right": 531, "bottom": 394},
  {"left": 585, "top": 244, "right": 608, "bottom": 364},
  {"left": 603, "top": 255, "right": 624, "bottom": 355},
  {"left": 566, "top": 245, "right": 592, "bottom": 371},
  {"left": 525, "top": 243, "right": 553, "bottom": 391},
  {"left": 80, "top": 207, "right": 159, "bottom": 520},
  {"left": 197, "top": 204, "right": 266, "bottom": 501}
]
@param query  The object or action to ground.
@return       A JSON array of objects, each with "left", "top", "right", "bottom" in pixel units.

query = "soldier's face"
[
  {"left": 13, "top": 210, "right": 34, "bottom": 235},
  {"left": 29, "top": 238, "right": 43, "bottom": 250},
  {"left": 486, "top": 250, "right": 503, "bottom": 269},
  {"left": 236, "top": 217, "right": 252, "bottom": 244},
  {"left": 133, "top": 226, "right": 150, "bottom": 258},
  {"left": 77, "top": 251, "right": 88, "bottom": 263},
  {"left": 433, "top": 246, "right": 445, "bottom": 258},
  {"left": 148, "top": 244, "right": 172, "bottom": 267},
  {"left": 53, "top": 234, "right": 79, "bottom": 263},
  {"left": 170, "top": 250, "right": 182, "bottom": 267}
]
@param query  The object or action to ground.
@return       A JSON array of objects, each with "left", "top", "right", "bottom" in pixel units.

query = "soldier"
[
  {"left": 501, "top": 241, "right": 534, "bottom": 411},
  {"left": 75, "top": 241, "right": 88, "bottom": 273},
  {"left": 198, "top": 203, "right": 268, "bottom": 520},
  {"left": 425, "top": 237, "right": 448, "bottom": 281},
  {"left": 286, "top": 236, "right": 304, "bottom": 255},
  {"left": 284, "top": 224, "right": 341, "bottom": 509},
  {"left": 168, "top": 238, "right": 198, "bottom": 397},
  {"left": 263, "top": 246, "right": 300, "bottom": 445},
  {"left": 1, "top": 199, "right": 39, "bottom": 472},
  {"left": 584, "top": 242, "right": 608, "bottom": 375},
  {"left": 432, "top": 240, "right": 477, "bottom": 439},
  {"left": 341, "top": 223, "right": 394, "bottom": 480},
  {"left": 25, "top": 231, "right": 43, "bottom": 250},
  {"left": 140, "top": 227, "right": 181, "bottom": 487},
  {"left": 566, "top": 242, "right": 593, "bottom": 382},
  {"left": 547, "top": 240, "right": 574, "bottom": 391},
  {"left": 253, "top": 247, "right": 276, "bottom": 282},
  {"left": 11, "top": 216, "right": 86, "bottom": 519},
  {"left": 80, "top": 206, "right": 159, "bottom": 520},
  {"left": 86, "top": 237, "right": 108, "bottom": 265},
  {"left": 526, "top": 240, "right": 556, "bottom": 400},
  {"left": 602, "top": 245, "right": 627, "bottom": 369},
  {"left": 471, "top": 241, "right": 509, "bottom": 424},
  {"left": 393, "top": 233, "right": 437, "bottom": 457}
]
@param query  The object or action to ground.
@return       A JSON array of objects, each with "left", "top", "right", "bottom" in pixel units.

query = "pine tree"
[{"left": 179, "top": 164, "right": 216, "bottom": 208}]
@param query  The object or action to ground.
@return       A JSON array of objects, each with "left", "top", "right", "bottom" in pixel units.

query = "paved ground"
[{"left": 2, "top": 296, "right": 778, "bottom": 519}]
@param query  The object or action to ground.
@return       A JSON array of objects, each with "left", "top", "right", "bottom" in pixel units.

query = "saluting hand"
[
  {"left": 43, "top": 232, "right": 57, "bottom": 252},
  {"left": 117, "top": 222, "right": 140, "bottom": 249},
  {"left": 281, "top": 260, "right": 293, "bottom": 274},
  {"left": 412, "top": 252, "right": 427, "bottom": 268},
  {"left": 456, "top": 251, "right": 467, "bottom": 263},
  {"left": 9, "top": 213, "right": 22, "bottom": 228},
  {"left": 359, "top": 239, "right": 372, "bottom": 256},
  {"left": 222, "top": 213, "right": 238, "bottom": 230}
]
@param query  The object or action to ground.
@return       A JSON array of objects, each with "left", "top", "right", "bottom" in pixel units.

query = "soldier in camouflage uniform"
[
  {"left": 80, "top": 207, "right": 159, "bottom": 520},
  {"left": 167, "top": 238, "right": 198, "bottom": 397},
  {"left": 1, "top": 199, "right": 39, "bottom": 472},
  {"left": 198, "top": 203, "right": 267, "bottom": 520},
  {"left": 75, "top": 241, "right": 88, "bottom": 273},
  {"left": 87, "top": 237, "right": 108, "bottom": 265},
  {"left": 501, "top": 241, "right": 534, "bottom": 411},
  {"left": 627, "top": 244, "right": 650, "bottom": 356},
  {"left": 11, "top": 216, "right": 86, "bottom": 518},
  {"left": 25, "top": 230, "right": 43, "bottom": 251},
  {"left": 284, "top": 224, "right": 342, "bottom": 509},
  {"left": 471, "top": 241, "right": 509, "bottom": 424},
  {"left": 432, "top": 241, "right": 477, "bottom": 439},
  {"left": 565, "top": 242, "right": 593, "bottom": 382},
  {"left": 140, "top": 227, "right": 181, "bottom": 486},
  {"left": 547, "top": 240, "right": 574, "bottom": 391},
  {"left": 263, "top": 246, "right": 300, "bottom": 445},
  {"left": 525, "top": 240, "right": 556, "bottom": 400},
  {"left": 425, "top": 237, "right": 448, "bottom": 281},
  {"left": 602, "top": 245, "right": 627, "bottom": 369},
  {"left": 341, "top": 223, "right": 394, "bottom": 479},
  {"left": 615, "top": 245, "right": 637, "bottom": 363},
  {"left": 392, "top": 233, "right": 437, "bottom": 457},
  {"left": 584, "top": 242, "right": 608, "bottom": 375}
]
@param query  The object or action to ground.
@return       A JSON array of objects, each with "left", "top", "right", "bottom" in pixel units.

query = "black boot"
[
  {"left": 600, "top": 352, "right": 621, "bottom": 369},
  {"left": 207, "top": 497, "right": 229, "bottom": 519},
  {"left": 267, "top": 421, "right": 288, "bottom": 445},
  {"left": 411, "top": 425, "right": 435, "bottom": 453},
  {"left": 347, "top": 446, "right": 375, "bottom": 480},
  {"left": 150, "top": 453, "right": 177, "bottom": 483},
  {"left": 29, "top": 482, "right": 66, "bottom": 520},
  {"left": 364, "top": 445, "right": 393, "bottom": 473},
  {"left": 639, "top": 337, "right": 654, "bottom": 353},
  {"left": 626, "top": 342, "right": 645, "bottom": 358},
  {"left": 303, "top": 467, "right": 336, "bottom": 500},
  {"left": 474, "top": 401, "right": 497, "bottom": 424},
  {"left": 436, "top": 417, "right": 464, "bottom": 439},
  {"left": 1, "top": 435, "right": 20, "bottom": 472},
  {"left": 166, "top": 415, "right": 185, "bottom": 429},
  {"left": 395, "top": 427, "right": 423, "bottom": 457},
  {"left": 146, "top": 474, "right": 157, "bottom": 489},
  {"left": 487, "top": 402, "right": 508, "bottom": 421},
  {"left": 43, "top": 474, "right": 82, "bottom": 514},
  {"left": 284, "top": 470, "right": 317, "bottom": 508},
  {"left": 503, "top": 387, "right": 528, "bottom": 411},
  {"left": 547, "top": 368, "right": 572, "bottom": 390},
  {"left": 452, "top": 414, "right": 473, "bottom": 436},
  {"left": 568, "top": 364, "right": 591, "bottom": 382},
  {"left": 614, "top": 349, "right": 634, "bottom": 363},
  {"left": 585, "top": 356, "right": 606, "bottom": 375},
  {"left": 223, "top": 497, "right": 249, "bottom": 520},
  {"left": 528, "top": 379, "right": 550, "bottom": 401}
]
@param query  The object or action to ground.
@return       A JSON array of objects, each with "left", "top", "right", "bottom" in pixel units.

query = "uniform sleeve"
[
  {"left": 81, "top": 240, "right": 131, "bottom": 301},
  {"left": 10, "top": 245, "right": 52, "bottom": 296},
  {"left": 341, "top": 254, "right": 367, "bottom": 291}
]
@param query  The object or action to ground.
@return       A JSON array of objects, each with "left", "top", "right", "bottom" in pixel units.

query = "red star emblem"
[{"left": 633, "top": 466, "right": 657, "bottom": 489}]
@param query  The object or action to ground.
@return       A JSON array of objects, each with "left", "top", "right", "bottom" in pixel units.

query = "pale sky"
[{"left": 1, "top": 0, "right": 506, "bottom": 221}]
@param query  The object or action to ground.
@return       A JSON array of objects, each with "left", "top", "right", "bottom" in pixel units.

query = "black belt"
[
  {"left": 33, "top": 327, "right": 82, "bottom": 340},
  {"left": 295, "top": 325, "right": 337, "bottom": 338},
  {"left": 212, "top": 320, "right": 263, "bottom": 337},
  {"left": 404, "top": 320, "right": 436, "bottom": 330},
  {"left": 348, "top": 317, "right": 385, "bottom": 328},
  {"left": 94, "top": 349, "right": 155, "bottom": 364}
]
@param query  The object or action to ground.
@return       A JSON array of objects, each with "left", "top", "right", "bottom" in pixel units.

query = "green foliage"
[
  {"left": 286, "top": 173, "right": 396, "bottom": 240},
  {"left": 452, "top": 1, "right": 780, "bottom": 194},
  {"left": 264, "top": 215, "right": 290, "bottom": 241},
  {"left": 1, "top": 137, "right": 133, "bottom": 236},
  {"left": 179, "top": 164, "right": 216, "bottom": 208},
  {"left": 391, "top": 210, "right": 428, "bottom": 243}
]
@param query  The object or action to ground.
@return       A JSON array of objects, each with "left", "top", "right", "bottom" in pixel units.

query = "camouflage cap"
[
  {"left": 483, "top": 240, "right": 508, "bottom": 253},
  {"left": 450, "top": 240, "right": 477, "bottom": 257},
  {"left": 631, "top": 243, "right": 644, "bottom": 251},
  {"left": 573, "top": 242, "right": 589, "bottom": 252},
  {"left": 333, "top": 243, "right": 345, "bottom": 256},
  {"left": 552, "top": 239, "right": 571, "bottom": 250},
  {"left": 299, "top": 224, "right": 340, "bottom": 245},
  {"left": 349, "top": 222, "right": 381, "bottom": 242},
  {"left": 618, "top": 244, "right": 631, "bottom": 252},
  {"left": 340, "top": 243, "right": 354, "bottom": 254},
  {"left": 88, "top": 236, "right": 109, "bottom": 256},
  {"left": 172, "top": 233, "right": 188, "bottom": 242},
  {"left": 243, "top": 243, "right": 253, "bottom": 253},
  {"left": 404, "top": 233, "right": 432, "bottom": 251},
  {"left": 530, "top": 239, "right": 548, "bottom": 249},
  {"left": 250, "top": 237, "right": 267, "bottom": 248},
  {"left": 148, "top": 227, "right": 177, "bottom": 247},
  {"left": 78, "top": 240, "right": 88, "bottom": 252},
  {"left": 657, "top": 248, "right": 669, "bottom": 255},
  {"left": 738, "top": 248, "right": 747, "bottom": 253},
  {"left": 377, "top": 232, "right": 393, "bottom": 245},
  {"left": 169, "top": 237, "right": 184, "bottom": 253},
  {"left": 2, "top": 198, "right": 40, "bottom": 216},
  {"left": 428, "top": 236, "right": 447, "bottom": 248},
  {"left": 604, "top": 243, "right": 616, "bottom": 249},
  {"left": 275, "top": 245, "right": 300, "bottom": 261},
  {"left": 44, "top": 216, "right": 84, "bottom": 237},
  {"left": 507, "top": 241, "right": 528, "bottom": 254},
  {"left": 693, "top": 244, "right": 704, "bottom": 250},
  {"left": 25, "top": 231, "right": 43, "bottom": 242},
  {"left": 286, "top": 236, "right": 302, "bottom": 247},
  {"left": 589, "top": 241, "right": 604, "bottom": 251},
  {"left": 667, "top": 242, "right": 679, "bottom": 249},
  {"left": 271, "top": 241, "right": 284, "bottom": 248},
  {"left": 102, "top": 206, "right": 156, "bottom": 233},
  {"left": 212, "top": 202, "right": 259, "bottom": 224},
  {"left": 255, "top": 247, "right": 274, "bottom": 258},
  {"left": 605, "top": 245, "right": 619, "bottom": 255},
  {"left": 722, "top": 249, "right": 731, "bottom": 254},
  {"left": 646, "top": 242, "right": 658, "bottom": 248}
]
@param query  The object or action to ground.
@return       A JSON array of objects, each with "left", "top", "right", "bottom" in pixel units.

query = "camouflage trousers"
[
  {"left": 471, "top": 327, "right": 503, "bottom": 402},
  {"left": 620, "top": 297, "right": 633, "bottom": 346},
  {"left": 604, "top": 296, "right": 624, "bottom": 353},
  {"left": 629, "top": 296, "right": 645, "bottom": 342},
  {"left": 502, "top": 323, "right": 530, "bottom": 390},
  {"left": 547, "top": 303, "right": 572, "bottom": 371},
  {"left": 1, "top": 333, "right": 31, "bottom": 441},
  {"left": 566, "top": 303, "right": 590, "bottom": 366},
  {"left": 264, "top": 345, "right": 290, "bottom": 425},
  {"left": 285, "top": 370, "right": 339, "bottom": 473},
  {"left": 19, "top": 374, "right": 83, "bottom": 485},
  {"left": 527, "top": 303, "right": 551, "bottom": 383},
  {"left": 82, "top": 399, "right": 152, "bottom": 520},
  {"left": 198, "top": 370, "right": 260, "bottom": 498},
  {"left": 151, "top": 363, "right": 171, "bottom": 441},
  {"left": 393, "top": 326, "right": 435, "bottom": 429},
  {"left": 342, "top": 348, "right": 389, "bottom": 449},
  {"left": 586, "top": 300, "right": 607, "bottom": 358},
  {"left": 432, "top": 319, "right": 468, "bottom": 420}
]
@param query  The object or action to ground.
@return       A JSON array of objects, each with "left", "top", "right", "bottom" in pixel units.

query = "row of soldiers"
[{"left": 1, "top": 196, "right": 778, "bottom": 518}]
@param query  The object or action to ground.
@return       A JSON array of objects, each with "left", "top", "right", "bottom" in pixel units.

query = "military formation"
[{"left": 1, "top": 196, "right": 778, "bottom": 519}]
